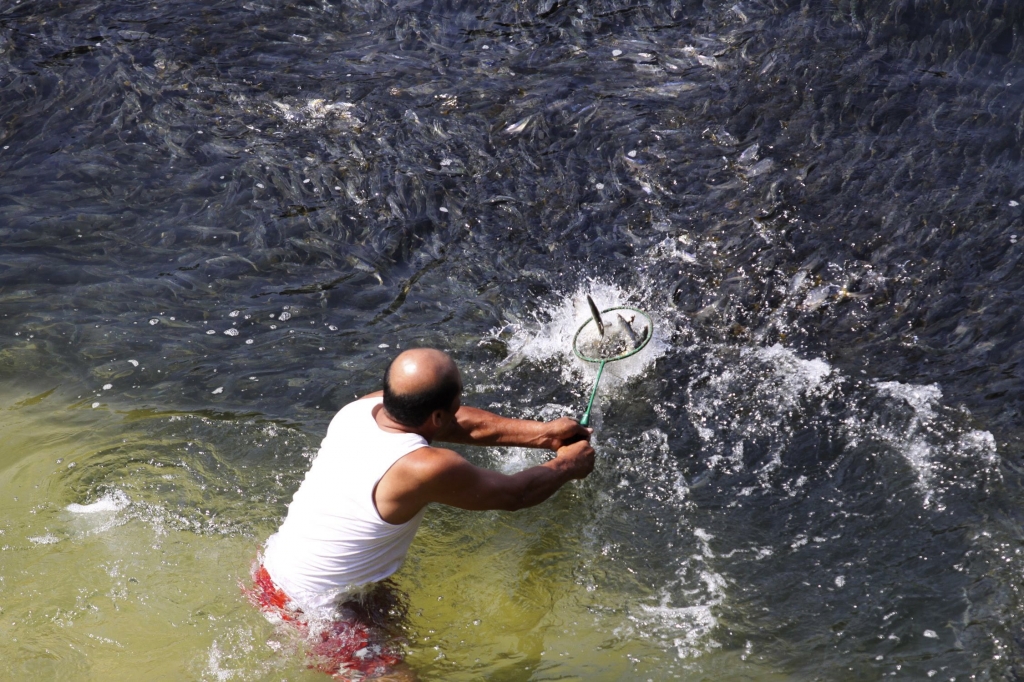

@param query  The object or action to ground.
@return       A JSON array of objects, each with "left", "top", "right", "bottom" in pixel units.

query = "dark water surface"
[{"left": 2, "top": 0, "right": 1023, "bottom": 679}]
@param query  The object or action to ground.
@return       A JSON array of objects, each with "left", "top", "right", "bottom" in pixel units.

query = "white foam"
[
  {"left": 630, "top": 527, "right": 726, "bottom": 659},
  {"left": 636, "top": 598, "right": 720, "bottom": 659},
  {"left": 875, "top": 381, "right": 942, "bottom": 422},
  {"left": 28, "top": 534, "right": 59, "bottom": 545},
  {"left": 959, "top": 429, "right": 999, "bottom": 466},
  {"left": 872, "top": 381, "right": 945, "bottom": 507},
  {"left": 840, "top": 380, "right": 1000, "bottom": 509},
  {"left": 746, "top": 344, "right": 832, "bottom": 397},
  {"left": 206, "top": 640, "right": 239, "bottom": 682},
  {"left": 688, "top": 344, "right": 837, "bottom": 476},
  {"left": 66, "top": 490, "right": 129, "bottom": 514}
]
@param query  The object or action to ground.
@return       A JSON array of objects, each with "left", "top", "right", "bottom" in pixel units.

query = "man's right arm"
[
  {"left": 375, "top": 440, "right": 595, "bottom": 522},
  {"left": 436, "top": 407, "right": 591, "bottom": 451}
]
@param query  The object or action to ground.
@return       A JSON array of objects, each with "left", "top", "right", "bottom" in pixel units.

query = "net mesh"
[{"left": 574, "top": 310, "right": 651, "bottom": 361}]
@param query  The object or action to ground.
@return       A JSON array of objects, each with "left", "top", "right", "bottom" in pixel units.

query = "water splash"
[
  {"left": 500, "top": 281, "right": 670, "bottom": 390},
  {"left": 66, "top": 489, "right": 130, "bottom": 514},
  {"left": 633, "top": 527, "right": 725, "bottom": 660}
]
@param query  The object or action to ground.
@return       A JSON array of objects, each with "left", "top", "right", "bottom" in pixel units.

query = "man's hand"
[
  {"left": 555, "top": 439, "right": 595, "bottom": 480},
  {"left": 540, "top": 417, "right": 593, "bottom": 451},
  {"left": 434, "top": 405, "right": 594, "bottom": 451}
]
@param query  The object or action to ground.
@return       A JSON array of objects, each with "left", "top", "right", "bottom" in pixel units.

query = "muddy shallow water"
[{"left": 1, "top": 0, "right": 1023, "bottom": 679}]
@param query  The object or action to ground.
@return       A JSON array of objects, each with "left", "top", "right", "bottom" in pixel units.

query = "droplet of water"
[
  {"left": 1010, "top": 200, "right": 1019, "bottom": 207},
  {"left": 612, "top": 49, "right": 622, "bottom": 57},
  {"left": 212, "top": 387, "right": 224, "bottom": 394},
  {"left": 329, "top": 325, "right": 338, "bottom": 331},
  {"left": 256, "top": 183, "right": 265, "bottom": 189},
  {"left": 149, "top": 318, "right": 159, "bottom": 325},
  {"left": 923, "top": 630, "right": 938, "bottom": 639},
  {"left": 440, "top": 207, "right": 448, "bottom": 213},
  {"left": 229, "top": 310, "right": 240, "bottom": 317},
  {"left": 92, "top": 402, "right": 100, "bottom": 408},
  {"left": 224, "top": 328, "right": 239, "bottom": 337},
  {"left": 245, "top": 339, "right": 254, "bottom": 345},
  {"left": 379, "top": 343, "right": 390, "bottom": 349},
  {"left": 128, "top": 359, "right": 139, "bottom": 367},
  {"left": 627, "top": 150, "right": 637, "bottom": 157},
  {"left": 278, "top": 312, "right": 292, "bottom": 321},
  {"left": 206, "top": 329, "right": 216, "bottom": 335},
  {"left": 270, "top": 325, "right": 278, "bottom": 330},
  {"left": 595, "top": 183, "right": 604, "bottom": 189},
  {"left": 102, "top": 384, "right": 112, "bottom": 390},
  {"left": 319, "top": 347, "right": 325, "bottom": 351}
]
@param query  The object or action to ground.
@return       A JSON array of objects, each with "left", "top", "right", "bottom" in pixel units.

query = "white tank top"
[{"left": 262, "top": 397, "right": 428, "bottom": 613}]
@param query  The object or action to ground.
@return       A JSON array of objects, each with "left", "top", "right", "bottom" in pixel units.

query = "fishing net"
[
  {"left": 573, "top": 307, "right": 653, "bottom": 362},
  {"left": 572, "top": 305, "right": 653, "bottom": 427}
]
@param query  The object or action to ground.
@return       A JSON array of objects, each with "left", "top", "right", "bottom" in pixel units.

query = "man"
[{"left": 252, "top": 348, "right": 594, "bottom": 678}]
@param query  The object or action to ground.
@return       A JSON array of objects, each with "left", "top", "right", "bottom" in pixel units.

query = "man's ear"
[{"left": 430, "top": 410, "right": 445, "bottom": 428}]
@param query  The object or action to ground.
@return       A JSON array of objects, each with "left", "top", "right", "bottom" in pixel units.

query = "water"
[{"left": 2, "top": 0, "right": 1023, "bottom": 678}]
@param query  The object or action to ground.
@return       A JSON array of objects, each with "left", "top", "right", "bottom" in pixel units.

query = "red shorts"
[{"left": 245, "top": 564, "right": 405, "bottom": 679}]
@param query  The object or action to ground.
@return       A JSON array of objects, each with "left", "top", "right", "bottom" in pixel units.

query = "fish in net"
[{"left": 576, "top": 312, "right": 649, "bottom": 360}]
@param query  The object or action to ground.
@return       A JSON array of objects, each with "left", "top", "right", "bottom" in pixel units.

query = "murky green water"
[{"left": 0, "top": 379, "right": 771, "bottom": 681}]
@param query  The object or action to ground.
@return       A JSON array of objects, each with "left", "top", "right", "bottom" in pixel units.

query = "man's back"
[{"left": 263, "top": 397, "right": 428, "bottom": 613}]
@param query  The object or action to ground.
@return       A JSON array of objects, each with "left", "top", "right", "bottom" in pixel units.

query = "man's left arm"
[{"left": 437, "top": 406, "right": 590, "bottom": 451}]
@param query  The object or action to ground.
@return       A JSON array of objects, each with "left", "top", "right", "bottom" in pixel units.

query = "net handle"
[{"left": 580, "top": 360, "right": 606, "bottom": 427}]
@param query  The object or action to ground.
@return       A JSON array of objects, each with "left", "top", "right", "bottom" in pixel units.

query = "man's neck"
[{"left": 373, "top": 404, "right": 434, "bottom": 442}]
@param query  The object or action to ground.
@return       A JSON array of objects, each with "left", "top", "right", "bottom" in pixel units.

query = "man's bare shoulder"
[
  {"left": 396, "top": 445, "right": 468, "bottom": 479},
  {"left": 377, "top": 446, "right": 474, "bottom": 511}
]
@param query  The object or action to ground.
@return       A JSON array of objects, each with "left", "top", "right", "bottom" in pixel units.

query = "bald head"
[{"left": 382, "top": 349, "right": 462, "bottom": 427}]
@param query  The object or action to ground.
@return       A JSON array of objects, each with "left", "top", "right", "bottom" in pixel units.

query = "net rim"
[{"left": 572, "top": 306, "right": 653, "bottom": 363}]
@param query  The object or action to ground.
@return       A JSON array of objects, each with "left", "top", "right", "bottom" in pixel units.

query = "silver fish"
[
  {"left": 586, "top": 295, "right": 604, "bottom": 336},
  {"left": 616, "top": 313, "right": 640, "bottom": 348},
  {"left": 618, "top": 313, "right": 650, "bottom": 350}
]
